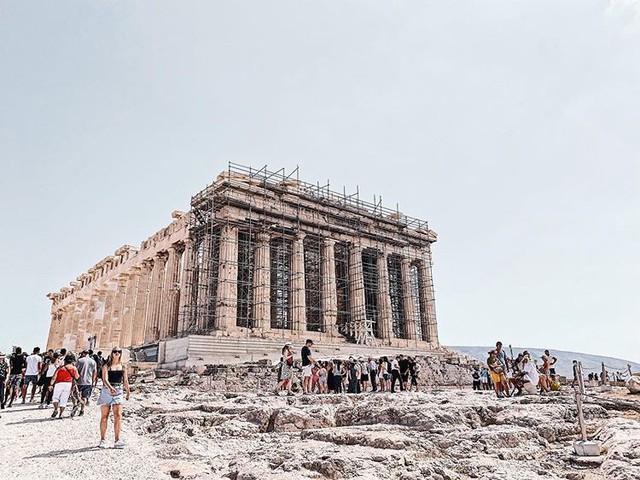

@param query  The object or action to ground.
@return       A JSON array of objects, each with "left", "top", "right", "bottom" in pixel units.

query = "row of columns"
[
  {"left": 186, "top": 226, "right": 437, "bottom": 345},
  {"left": 50, "top": 243, "right": 185, "bottom": 351},
  {"left": 49, "top": 227, "right": 438, "bottom": 351}
]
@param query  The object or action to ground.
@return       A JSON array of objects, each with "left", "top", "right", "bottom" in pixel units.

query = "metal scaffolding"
[{"left": 178, "top": 162, "right": 437, "bottom": 346}]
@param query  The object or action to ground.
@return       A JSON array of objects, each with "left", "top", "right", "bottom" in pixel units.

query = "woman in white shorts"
[
  {"left": 48, "top": 354, "right": 79, "bottom": 419},
  {"left": 98, "top": 347, "right": 130, "bottom": 449}
]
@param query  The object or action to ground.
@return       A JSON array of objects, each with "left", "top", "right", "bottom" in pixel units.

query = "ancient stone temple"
[{"left": 46, "top": 164, "right": 440, "bottom": 366}]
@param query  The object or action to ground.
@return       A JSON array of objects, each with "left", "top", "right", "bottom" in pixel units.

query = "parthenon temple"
[{"left": 46, "top": 164, "right": 441, "bottom": 366}]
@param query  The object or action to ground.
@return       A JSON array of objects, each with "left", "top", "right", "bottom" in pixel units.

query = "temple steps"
[{"left": 157, "top": 334, "right": 453, "bottom": 369}]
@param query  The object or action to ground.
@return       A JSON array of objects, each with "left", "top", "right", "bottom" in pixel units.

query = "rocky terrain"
[{"left": 125, "top": 365, "right": 640, "bottom": 480}]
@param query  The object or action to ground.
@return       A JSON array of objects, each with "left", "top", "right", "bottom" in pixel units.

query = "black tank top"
[{"left": 107, "top": 369, "right": 124, "bottom": 384}]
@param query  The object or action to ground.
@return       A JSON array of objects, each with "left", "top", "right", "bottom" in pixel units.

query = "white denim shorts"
[{"left": 97, "top": 385, "right": 123, "bottom": 406}]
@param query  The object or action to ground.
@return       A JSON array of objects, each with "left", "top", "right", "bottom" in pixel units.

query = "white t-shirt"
[
  {"left": 369, "top": 360, "right": 377, "bottom": 372},
  {"left": 46, "top": 363, "right": 58, "bottom": 377},
  {"left": 25, "top": 354, "right": 42, "bottom": 376},
  {"left": 522, "top": 361, "right": 539, "bottom": 385}
]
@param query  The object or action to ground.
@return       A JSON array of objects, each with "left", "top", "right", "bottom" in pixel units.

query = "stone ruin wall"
[
  {"left": 46, "top": 211, "right": 189, "bottom": 352},
  {"left": 46, "top": 166, "right": 441, "bottom": 355}
]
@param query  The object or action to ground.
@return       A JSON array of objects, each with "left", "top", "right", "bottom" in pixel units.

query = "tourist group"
[
  {"left": 273, "top": 338, "right": 422, "bottom": 395},
  {"left": 0, "top": 345, "right": 130, "bottom": 448},
  {"left": 476, "top": 341, "right": 560, "bottom": 398}
]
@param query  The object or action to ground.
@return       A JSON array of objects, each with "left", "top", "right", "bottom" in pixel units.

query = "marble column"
[
  {"left": 92, "top": 287, "right": 108, "bottom": 349},
  {"left": 108, "top": 276, "right": 128, "bottom": 347},
  {"left": 216, "top": 225, "right": 239, "bottom": 331},
  {"left": 99, "top": 281, "right": 118, "bottom": 349},
  {"left": 69, "top": 300, "right": 83, "bottom": 351},
  {"left": 252, "top": 232, "right": 271, "bottom": 335},
  {"left": 419, "top": 246, "right": 439, "bottom": 345},
  {"left": 131, "top": 260, "right": 152, "bottom": 346},
  {"left": 400, "top": 257, "right": 418, "bottom": 341},
  {"left": 290, "top": 233, "right": 306, "bottom": 335},
  {"left": 348, "top": 243, "right": 368, "bottom": 343},
  {"left": 160, "top": 243, "right": 183, "bottom": 339},
  {"left": 119, "top": 270, "right": 139, "bottom": 348},
  {"left": 145, "top": 253, "right": 168, "bottom": 343},
  {"left": 177, "top": 238, "right": 194, "bottom": 336},
  {"left": 46, "top": 311, "right": 60, "bottom": 350},
  {"left": 61, "top": 303, "right": 74, "bottom": 342},
  {"left": 76, "top": 297, "right": 92, "bottom": 351},
  {"left": 321, "top": 238, "right": 337, "bottom": 337},
  {"left": 376, "top": 249, "right": 393, "bottom": 343},
  {"left": 197, "top": 236, "right": 213, "bottom": 332},
  {"left": 61, "top": 305, "right": 76, "bottom": 350}
]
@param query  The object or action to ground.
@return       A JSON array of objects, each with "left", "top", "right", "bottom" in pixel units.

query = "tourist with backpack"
[{"left": 5, "top": 347, "right": 26, "bottom": 407}]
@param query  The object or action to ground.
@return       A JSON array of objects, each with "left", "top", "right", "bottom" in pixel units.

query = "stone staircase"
[{"left": 158, "top": 334, "right": 452, "bottom": 369}]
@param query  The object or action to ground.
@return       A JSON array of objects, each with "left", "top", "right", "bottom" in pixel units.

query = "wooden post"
[{"left": 575, "top": 362, "right": 587, "bottom": 442}]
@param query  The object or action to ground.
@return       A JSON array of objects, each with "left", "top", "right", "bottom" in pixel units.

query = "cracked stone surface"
[{"left": 127, "top": 378, "right": 640, "bottom": 480}]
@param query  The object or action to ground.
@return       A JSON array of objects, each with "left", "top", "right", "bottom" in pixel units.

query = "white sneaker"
[
  {"left": 113, "top": 439, "right": 125, "bottom": 449},
  {"left": 98, "top": 440, "right": 108, "bottom": 449}
]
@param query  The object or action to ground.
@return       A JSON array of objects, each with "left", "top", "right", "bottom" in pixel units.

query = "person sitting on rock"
[
  {"left": 508, "top": 353, "right": 526, "bottom": 396},
  {"left": 520, "top": 354, "right": 539, "bottom": 395},
  {"left": 536, "top": 360, "right": 551, "bottom": 394}
]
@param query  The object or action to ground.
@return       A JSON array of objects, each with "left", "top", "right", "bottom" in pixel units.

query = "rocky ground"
[
  {"left": 128, "top": 370, "right": 640, "bottom": 480},
  {"left": 1, "top": 361, "right": 638, "bottom": 480}
]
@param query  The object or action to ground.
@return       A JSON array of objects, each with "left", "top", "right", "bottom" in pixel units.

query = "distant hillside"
[{"left": 450, "top": 346, "right": 640, "bottom": 379}]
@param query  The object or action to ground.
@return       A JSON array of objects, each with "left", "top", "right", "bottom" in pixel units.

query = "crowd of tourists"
[
  {"left": 274, "top": 338, "right": 422, "bottom": 395},
  {"left": 0, "top": 345, "right": 130, "bottom": 448},
  {"left": 475, "top": 341, "right": 560, "bottom": 398}
]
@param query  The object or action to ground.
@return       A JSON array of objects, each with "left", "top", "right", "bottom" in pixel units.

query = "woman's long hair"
[{"left": 105, "top": 348, "right": 122, "bottom": 368}]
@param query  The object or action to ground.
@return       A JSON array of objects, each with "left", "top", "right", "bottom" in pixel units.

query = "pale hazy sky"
[{"left": 1, "top": 1, "right": 638, "bottom": 362}]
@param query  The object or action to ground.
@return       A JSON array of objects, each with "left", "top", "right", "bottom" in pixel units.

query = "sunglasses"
[{"left": 112, "top": 350, "right": 122, "bottom": 354}]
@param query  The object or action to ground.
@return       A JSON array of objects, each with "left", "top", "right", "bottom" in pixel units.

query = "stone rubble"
[{"left": 126, "top": 365, "right": 640, "bottom": 480}]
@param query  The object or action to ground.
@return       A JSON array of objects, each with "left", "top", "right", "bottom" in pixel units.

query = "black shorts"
[{"left": 78, "top": 385, "right": 93, "bottom": 399}]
